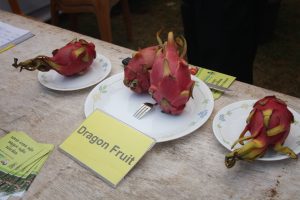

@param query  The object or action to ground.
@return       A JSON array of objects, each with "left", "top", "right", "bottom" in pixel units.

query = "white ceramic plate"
[
  {"left": 84, "top": 72, "right": 214, "bottom": 142},
  {"left": 38, "top": 54, "right": 111, "bottom": 91},
  {"left": 213, "top": 100, "right": 300, "bottom": 161}
]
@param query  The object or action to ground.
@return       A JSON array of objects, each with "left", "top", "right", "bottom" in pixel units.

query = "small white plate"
[
  {"left": 38, "top": 54, "right": 111, "bottom": 91},
  {"left": 84, "top": 73, "right": 214, "bottom": 142},
  {"left": 213, "top": 100, "right": 300, "bottom": 161}
]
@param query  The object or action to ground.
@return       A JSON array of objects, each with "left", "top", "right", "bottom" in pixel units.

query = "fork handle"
[{"left": 122, "top": 57, "right": 131, "bottom": 66}]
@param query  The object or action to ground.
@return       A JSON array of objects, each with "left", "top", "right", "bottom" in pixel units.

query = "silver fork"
[{"left": 133, "top": 102, "right": 158, "bottom": 119}]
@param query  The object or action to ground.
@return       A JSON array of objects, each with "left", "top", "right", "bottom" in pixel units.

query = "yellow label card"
[
  {"left": 59, "top": 110, "right": 156, "bottom": 187},
  {"left": 0, "top": 131, "right": 45, "bottom": 174},
  {"left": 195, "top": 67, "right": 236, "bottom": 100}
]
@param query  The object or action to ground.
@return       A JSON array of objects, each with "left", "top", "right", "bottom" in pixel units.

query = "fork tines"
[{"left": 133, "top": 104, "right": 152, "bottom": 119}]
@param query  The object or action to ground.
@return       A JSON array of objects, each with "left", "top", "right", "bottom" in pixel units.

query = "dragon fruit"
[
  {"left": 149, "top": 32, "right": 194, "bottom": 115},
  {"left": 123, "top": 46, "right": 158, "bottom": 93},
  {"left": 225, "top": 96, "right": 297, "bottom": 168},
  {"left": 12, "top": 39, "right": 96, "bottom": 76}
]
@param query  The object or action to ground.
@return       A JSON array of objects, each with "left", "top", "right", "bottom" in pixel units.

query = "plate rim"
[
  {"left": 212, "top": 99, "right": 300, "bottom": 161},
  {"left": 84, "top": 72, "right": 214, "bottom": 142},
  {"left": 37, "top": 53, "right": 112, "bottom": 91}
]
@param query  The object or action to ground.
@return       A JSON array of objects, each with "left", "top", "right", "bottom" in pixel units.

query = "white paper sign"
[{"left": 0, "top": 21, "right": 34, "bottom": 49}]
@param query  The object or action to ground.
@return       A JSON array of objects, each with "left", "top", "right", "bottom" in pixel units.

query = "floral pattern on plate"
[
  {"left": 84, "top": 73, "right": 214, "bottom": 142},
  {"left": 212, "top": 100, "right": 300, "bottom": 161},
  {"left": 38, "top": 54, "right": 111, "bottom": 91}
]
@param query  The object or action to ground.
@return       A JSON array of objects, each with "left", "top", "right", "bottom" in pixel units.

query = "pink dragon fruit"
[
  {"left": 149, "top": 32, "right": 194, "bottom": 115},
  {"left": 12, "top": 39, "right": 96, "bottom": 76},
  {"left": 225, "top": 96, "right": 297, "bottom": 168},
  {"left": 123, "top": 46, "right": 159, "bottom": 93}
]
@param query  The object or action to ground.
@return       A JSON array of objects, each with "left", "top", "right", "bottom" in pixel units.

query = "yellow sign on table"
[
  {"left": 0, "top": 131, "right": 53, "bottom": 199},
  {"left": 195, "top": 67, "right": 236, "bottom": 100},
  {"left": 59, "top": 110, "right": 156, "bottom": 187}
]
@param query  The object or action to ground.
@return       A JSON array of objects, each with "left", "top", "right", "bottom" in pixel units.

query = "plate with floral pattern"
[
  {"left": 38, "top": 54, "right": 111, "bottom": 91},
  {"left": 84, "top": 72, "right": 214, "bottom": 142},
  {"left": 212, "top": 100, "right": 300, "bottom": 161}
]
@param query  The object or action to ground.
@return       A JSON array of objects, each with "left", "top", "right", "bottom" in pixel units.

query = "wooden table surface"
[{"left": 1, "top": 10, "right": 300, "bottom": 200}]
